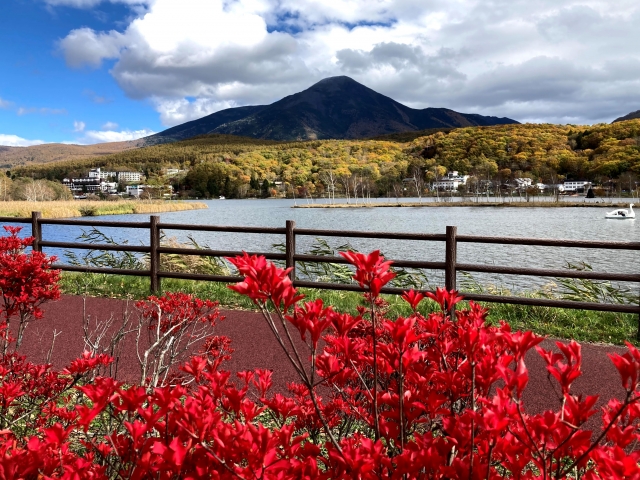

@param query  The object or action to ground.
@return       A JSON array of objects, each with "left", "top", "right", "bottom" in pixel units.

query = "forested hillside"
[
  {"left": 408, "top": 121, "right": 640, "bottom": 180},
  {"left": 13, "top": 121, "right": 640, "bottom": 199}
]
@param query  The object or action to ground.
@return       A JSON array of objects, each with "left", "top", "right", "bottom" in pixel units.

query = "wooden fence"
[{"left": 3, "top": 212, "right": 640, "bottom": 337}]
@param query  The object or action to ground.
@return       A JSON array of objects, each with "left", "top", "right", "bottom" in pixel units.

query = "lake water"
[{"left": 16, "top": 198, "right": 637, "bottom": 294}]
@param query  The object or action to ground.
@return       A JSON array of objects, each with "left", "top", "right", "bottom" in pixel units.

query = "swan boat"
[{"left": 605, "top": 203, "right": 635, "bottom": 219}]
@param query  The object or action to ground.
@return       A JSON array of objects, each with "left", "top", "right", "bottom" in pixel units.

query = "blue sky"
[
  {"left": 0, "top": 0, "right": 158, "bottom": 145},
  {"left": 2, "top": 0, "right": 640, "bottom": 146}
]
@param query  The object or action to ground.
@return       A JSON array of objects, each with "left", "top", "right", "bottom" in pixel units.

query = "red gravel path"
[{"left": 20, "top": 295, "right": 629, "bottom": 430}]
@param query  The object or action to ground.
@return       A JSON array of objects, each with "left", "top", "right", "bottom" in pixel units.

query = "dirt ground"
[{"left": 18, "top": 294, "right": 630, "bottom": 432}]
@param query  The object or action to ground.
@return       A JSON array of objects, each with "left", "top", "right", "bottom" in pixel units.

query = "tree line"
[{"left": 11, "top": 120, "right": 640, "bottom": 199}]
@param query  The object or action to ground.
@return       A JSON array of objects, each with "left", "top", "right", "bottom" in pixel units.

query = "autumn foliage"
[
  {"left": 13, "top": 119, "right": 640, "bottom": 199},
  {"left": 0, "top": 226, "right": 60, "bottom": 354},
  {"left": 1, "top": 230, "right": 640, "bottom": 478}
]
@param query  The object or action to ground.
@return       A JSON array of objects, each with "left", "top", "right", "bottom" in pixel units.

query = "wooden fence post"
[
  {"left": 286, "top": 220, "right": 296, "bottom": 281},
  {"left": 445, "top": 225, "right": 457, "bottom": 291},
  {"left": 150, "top": 215, "right": 160, "bottom": 293},
  {"left": 31, "top": 211, "right": 42, "bottom": 252}
]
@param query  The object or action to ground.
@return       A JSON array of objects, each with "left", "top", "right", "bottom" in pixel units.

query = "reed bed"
[{"left": 0, "top": 200, "right": 207, "bottom": 218}]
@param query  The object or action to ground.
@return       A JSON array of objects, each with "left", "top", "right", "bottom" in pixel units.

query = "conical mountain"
[
  {"left": 613, "top": 110, "right": 640, "bottom": 123},
  {"left": 148, "top": 76, "right": 518, "bottom": 143}
]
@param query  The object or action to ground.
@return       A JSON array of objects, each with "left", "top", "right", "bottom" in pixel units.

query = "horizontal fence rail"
[{"left": 3, "top": 212, "right": 640, "bottom": 339}]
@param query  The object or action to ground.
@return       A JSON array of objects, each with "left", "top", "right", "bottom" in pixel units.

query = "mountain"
[
  {"left": 0, "top": 140, "right": 142, "bottom": 169},
  {"left": 148, "top": 105, "right": 267, "bottom": 144},
  {"left": 613, "top": 110, "right": 640, "bottom": 123},
  {"left": 147, "top": 76, "right": 518, "bottom": 143}
]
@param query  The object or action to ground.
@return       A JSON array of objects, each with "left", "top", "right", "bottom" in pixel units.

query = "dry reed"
[{"left": 0, "top": 200, "right": 207, "bottom": 219}]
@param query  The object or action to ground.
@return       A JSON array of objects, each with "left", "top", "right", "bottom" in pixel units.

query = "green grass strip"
[{"left": 59, "top": 272, "right": 639, "bottom": 346}]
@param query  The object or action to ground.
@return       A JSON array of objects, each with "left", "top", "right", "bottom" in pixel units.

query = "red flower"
[
  {"left": 339, "top": 250, "right": 396, "bottom": 296},
  {"left": 401, "top": 289, "right": 425, "bottom": 311},
  {"left": 425, "top": 287, "right": 464, "bottom": 311},
  {"left": 227, "top": 252, "right": 304, "bottom": 309}
]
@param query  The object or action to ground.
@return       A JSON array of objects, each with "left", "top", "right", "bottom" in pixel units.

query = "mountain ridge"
[
  {"left": 0, "top": 140, "right": 142, "bottom": 170},
  {"left": 613, "top": 110, "right": 640, "bottom": 123},
  {"left": 147, "top": 76, "right": 518, "bottom": 143}
]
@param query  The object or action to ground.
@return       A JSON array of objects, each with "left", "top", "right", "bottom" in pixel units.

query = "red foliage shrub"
[
  {"left": 0, "top": 226, "right": 60, "bottom": 353},
  {"left": 0, "top": 240, "right": 639, "bottom": 478}
]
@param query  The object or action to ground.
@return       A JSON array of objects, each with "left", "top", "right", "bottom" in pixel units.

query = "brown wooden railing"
[{"left": 3, "top": 212, "right": 640, "bottom": 338}]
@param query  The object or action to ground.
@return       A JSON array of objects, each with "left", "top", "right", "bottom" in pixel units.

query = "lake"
[{"left": 16, "top": 198, "right": 640, "bottom": 293}]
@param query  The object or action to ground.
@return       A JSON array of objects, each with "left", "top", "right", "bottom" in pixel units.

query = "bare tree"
[
  {"left": 83, "top": 298, "right": 137, "bottom": 381},
  {"left": 23, "top": 180, "right": 54, "bottom": 202},
  {"left": 349, "top": 174, "right": 361, "bottom": 204},
  {"left": 411, "top": 167, "right": 424, "bottom": 203},
  {"left": 0, "top": 176, "right": 12, "bottom": 201},
  {"left": 339, "top": 175, "right": 351, "bottom": 204},
  {"left": 392, "top": 182, "right": 403, "bottom": 202},
  {"left": 136, "top": 296, "right": 221, "bottom": 388},
  {"left": 320, "top": 170, "right": 338, "bottom": 204},
  {"left": 620, "top": 172, "right": 637, "bottom": 200},
  {"left": 427, "top": 165, "right": 446, "bottom": 202}
]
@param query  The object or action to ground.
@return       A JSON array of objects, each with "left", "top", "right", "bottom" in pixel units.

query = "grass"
[
  {"left": 0, "top": 200, "right": 208, "bottom": 218},
  {"left": 59, "top": 272, "right": 639, "bottom": 346},
  {"left": 486, "top": 301, "right": 637, "bottom": 345}
]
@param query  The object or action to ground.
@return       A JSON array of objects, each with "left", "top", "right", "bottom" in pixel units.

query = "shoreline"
[
  {"left": 293, "top": 201, "right": 634, "bottom": 209},
  {"left": 0, "top": 200, "right": 208, "bottom": 218}
]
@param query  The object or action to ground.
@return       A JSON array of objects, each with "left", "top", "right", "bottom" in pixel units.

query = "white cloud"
[
  {"left": 80, "top": 128, "right": 155, "bottom": 143},
  {"left": 57, "top": 0, "right": 640, "bottom": 124},
  {"left": 0, "top": 98, "right": 12, "bottom": 109},
  {"left": 101, "top": 121, "right": 119, "bottom": 130},
  {"left": 59, "top": 28, "right": 127, "bottom": 68},
  {"left": 73, "top": 120, "right": 86, "bottom": 132},
  {"left": 0, "top": 134, "right": 45, "bottom": 147},
  {"left": 153, "top": 97, "right": 242, "bottom": 126}
]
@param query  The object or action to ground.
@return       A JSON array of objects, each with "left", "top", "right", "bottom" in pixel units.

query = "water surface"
[{"left": 15, "top": 198, "right": 640, "bottom": 292}]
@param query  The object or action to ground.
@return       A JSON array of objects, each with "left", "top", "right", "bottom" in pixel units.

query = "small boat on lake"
[{"left": 605, "top": 203, "right": 635, "bottom": 219}]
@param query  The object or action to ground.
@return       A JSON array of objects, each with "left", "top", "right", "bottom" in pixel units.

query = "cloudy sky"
[{"left": 1, "top": 0, "right": 639, "bottom": 146}]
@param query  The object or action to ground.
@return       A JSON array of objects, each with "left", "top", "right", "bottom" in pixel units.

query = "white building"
[
  {"left": 88, "top": 168, "right": 117, "bottom": 180},
  {"left": 63, "top": 178, "right": 100, "bottom": 192},
  {"left": 63, "top": 177, "right": 118, "bottom": 193},
  {"left": 433, "top": 171, "right": 469, "bottom": 191},
  {"left": 88, "top": 168, "right": 143, "bottom": 183},
  {"left": 126, "top": 185, "right": 145, "bottom": 197},
  {"left": 514, "top": 178, "right": 532, "bottom": 190},
  {"left": 563, "top": 181, "right": 592, "bottom": 193},
  {"left": 118, "top": 171, "right": 143, "bottom": 182},
  {"left": 101, "top": 182, "right": 118, "bottom": 193}
]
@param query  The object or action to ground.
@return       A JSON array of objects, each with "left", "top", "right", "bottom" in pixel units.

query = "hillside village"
[
  {"left": 61, "top": 167, "right": 185, "bottom": 199},
  {"left": 48, "top": 165, "right": 600, "bottom": 201}
]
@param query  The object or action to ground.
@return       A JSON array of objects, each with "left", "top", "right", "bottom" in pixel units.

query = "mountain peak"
[
  {"left": 314, "top": 75, "right": 355, "bottom": 84},
  {"left": 305, "top": 76, "right": 377, "bottom": 95},
  {"left": 147, "top": 77, "right": 518, "bottom": 143},
  {"left": 311, "top": 75, "right": 360, "bottom": 87}
]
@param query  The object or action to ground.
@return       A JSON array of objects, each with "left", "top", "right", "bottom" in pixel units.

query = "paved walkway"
[{"left": 20, "top": 295, "right": 630, "bottom": 431}]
